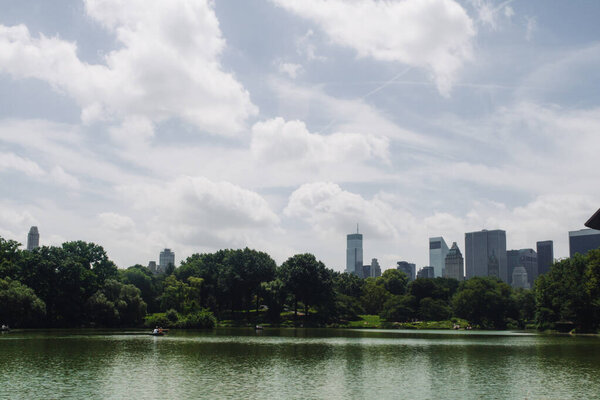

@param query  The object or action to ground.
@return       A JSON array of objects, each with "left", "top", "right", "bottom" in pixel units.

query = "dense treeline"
[{"left": 1, "top": 235, "right": 599, "bottom": 332}]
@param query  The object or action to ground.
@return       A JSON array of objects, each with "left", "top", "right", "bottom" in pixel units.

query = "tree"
[
  {"left": 62, "top": 241, "right": 118, "bottom": 286},
  {"left": 86, "top": 279, "right": 147, "bottom": 327},
  {"left": 333, "top": 272, "right": 364, "bottom": 298},
  {"left": 260, "top": 279, "right": 287, "bottom": 322},
  {"left": 512, "top": 288, "right": 535, "bottom": 326},
  {"left": 159, "top": 275, "right": 187, "bottom": 312},
  {"left": 121, "top": 265, "right": 159, "bottom": 312},
  {"left": 279, "top": 253, "right": 334, "bottom": 320},
  {"left": 380, "top": 269, "right": 408, "bottom": 295},
  {"left": 379, "top": 295, "right": 415, "bottom": 322},
  {"left": 452, "top": 277, "right": 517, "bottom": 329},
  {"left": 418, "top": 297, "right": 451, "bottom": 321},
  {"left": 360, "top": 277, "right": 390, "bottom": 315},
  {"left": 0, "top": 237, "right": 21, "bottom": 279},
  {"left": 0, "top": 278, "right": 46, "bottom": 327},
  {"left": 535, "top": 250, "right": 600, "bottom": 332}
]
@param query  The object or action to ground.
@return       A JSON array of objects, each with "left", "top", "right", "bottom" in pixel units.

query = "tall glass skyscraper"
[
  {"left": 536, "top": 240, "right": 554, "bottom": 276},
  {"left": 465, "top": 229, "right": 508, "bottom": 283},
  {"left": 26, "top": 226, "right": 39, "bottom": 251},
  {"left": 569, "top": 229, "right": 600, "bottom": 257},
  {"left": 429, "top": 237, "right": 449, "bottom": 277},
  {"left": 346, "top": 231, "right": 363, "bottom": 278}
]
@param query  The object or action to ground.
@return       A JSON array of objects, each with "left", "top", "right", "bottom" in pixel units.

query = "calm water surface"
[{"left": 1, "top": 328, "right": 599, "bottom": 399}]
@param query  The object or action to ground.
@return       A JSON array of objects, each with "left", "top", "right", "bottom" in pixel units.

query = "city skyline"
[{"left": 1, "top": 0, "right": 599, "bottom": 270}]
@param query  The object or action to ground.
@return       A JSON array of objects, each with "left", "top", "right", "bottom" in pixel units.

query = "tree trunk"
[{"left": 294, "top": 298, "right": 298, "bottom": 320}]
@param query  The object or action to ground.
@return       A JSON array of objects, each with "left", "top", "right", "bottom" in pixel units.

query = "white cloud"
[
  {"left": 118, "top": 176, "right": 280, "bottom": 247},
  {"left": 0, "top": 206, "right": 38, "bottom": 242},
  {"left": 0, "top": 152, "right": 45, "bottom": 176},
  {"left": 284, "top": 182, "right": 405, "bottom": 240},
  {"left": 295, "top": 29, "right": 325, "bottom": 61},
  {"left": 269, "top": 78, "right": 428, "bottom": 145},
  {"left": 108, "top": 116, "right": 155, "bottom": 147},
  {"left": 98, "top": 212, "right": 135, "bottom": 232},
  {"left": 504, "top": 6, "right": 515, "bottom": 18},
  {"left": 525, "top": 16, "right": 537, "bottom": 41},
  {"left": 251, "top": 117, "right": 389, "bottom": 165},
  {"left": 50, "top": 166, "right": 80, "bottom": 189},
  {"left": 278, "top": 62, "right": 303, "bottom": 79},
  {"left": 271, "top": 0, "right": 475, "bottom": 95},
  {"left": 0, "top": 0, "right": 257, "bottom": 135}
]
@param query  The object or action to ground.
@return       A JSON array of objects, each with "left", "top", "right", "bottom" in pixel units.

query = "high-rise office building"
[
  {"left": 507, "top": 250, "right": 519, "bottom": 283},
  {"left": 444, "top": 242, "right": 464, "bottom": 281},
  {"left": 417, "top": 266, "right": 435, "bottom": 279},
  {"left": 465, "top": 229, "right": 508, "bottom": 283},
  {"left": 159, "top": 249, "right": 175, "bottom": 273},
  {"left": 362, "top": 265, "right": 371, "bottom": 278},
  {"left": 26, "top": 226, "right": 39, "bottom": 251},
  {"left": 370, "top": 258, "right": 381, "bottom": 278},
  {"left": 346, "top": 230, "right": 364, "bottom": 278},
  {"left": 511, "top": 266, "right": 530, "bottom": 289},
  {"left": 429, "top": 237, "right": 449, "bottom": 277},
  {"left": 569, "top": 229, "right": 600, "bottom": 257},
  {"left": 536, "top": 240, "right": 554, "bottom": 276},
  {"left": 508, "top": 249, "right": 537, "bottom": 286},
  {"left": 396, "top": 261, "right": 416, "bottom": 281}
]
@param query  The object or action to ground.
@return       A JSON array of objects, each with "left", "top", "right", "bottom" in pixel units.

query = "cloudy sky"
[{"left": 1, "top": 0, "right": 599, "bottom": 271}]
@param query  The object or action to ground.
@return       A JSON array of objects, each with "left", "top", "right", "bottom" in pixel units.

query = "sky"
[{"left": 1, "top": 0, "right": 599, "bottom": 271}]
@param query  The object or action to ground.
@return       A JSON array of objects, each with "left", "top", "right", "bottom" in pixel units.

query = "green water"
[{"left": 1, "top": 329, "right": 599, "bottom": 399}]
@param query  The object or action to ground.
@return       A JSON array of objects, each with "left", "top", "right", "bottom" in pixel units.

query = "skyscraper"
[
  {"left": 536, "top": 240, "right": 554, "bottom": 276},
  {"left": 507, "top": 249, "right": 537, "bottom": 286},
  {"left": 465, "top": 229, "right": 508, "bottom": 283},
  {"left": 429, "top": 237, "right": 449, "bottom": 278},
  {"left": 417, "top": 266, "right": 435, "bottom": 279},
  {"left": 159, "top": 248, "right": 175, "bottom": 273},
  {"left": 569, "top": 229, "right": 600, "bottom": 257},
  {"left": 370, "top": 258, "right": 381, "bottom": 278},
  {"left": 26, "top": 226, "right": 39, "bottom": 251},
  {"left": 511, "top": 266, "right": 530, "bottom": 289},
  {"left": 346, "top": 229, "right": 363, "bottom": 278},
  {"left": 396, "top": 261, "right": 416, "bottom": 281},
  {"left": 148, "top": 261, "right": 158, "bottom": 274},
  {"left": 444, "top": 242, "right": 464, "bottom": 281}
]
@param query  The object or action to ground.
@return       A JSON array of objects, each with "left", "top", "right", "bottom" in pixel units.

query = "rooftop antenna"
[{"left": 357, "top": 223, "right": 359, "bottom": 234}]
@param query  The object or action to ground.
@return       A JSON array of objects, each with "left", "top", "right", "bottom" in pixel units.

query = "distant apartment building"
[
  {"left": 507, "top": 249, "right": 537, "bottom": 287},
  {"left": 148, "top": 261, "right": 158, "bottom": 274},
  {"left": 569, "top": 229, "right": 600, "bottom": 257},
  {"left": 417, "top": 266, "right": 435, "bottom": 279},
  {"left": 396, "top": 261, "right": 416, "bottom": 281},
  {"left": 429, "top": 237, "right": 449, "bottom": 278},
  {"left": 26, "top": 226, "right": 39, "bottom": 251},
  {"left": 465, "top": 229, "right": 508, "bottom": 283},
  {"left": 511, "top": 266, "right": 530, "bottom": 289},
  {"left": 536, "top": 240, "right": 554, "bottom": 276},
  {"left": 444, "top": 242, "right": 464, "bottom": 281},
  {"left": 370, "top": 258, "right": 382, "bottom": 278},
  {"left": 346, "top": 230, "right": 364, "bottom": 278},
  {"left": 159, "top": 249, "right": 175, "bottom": 273}
]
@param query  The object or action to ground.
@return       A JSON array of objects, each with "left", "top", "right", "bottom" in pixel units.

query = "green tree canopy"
[{"left": 452, "top": 277, "right": 517, "bottom": 329}]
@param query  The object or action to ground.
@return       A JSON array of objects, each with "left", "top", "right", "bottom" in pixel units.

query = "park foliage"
[{"left": 1, "top": 235, "right": 599, "bottom": 332}]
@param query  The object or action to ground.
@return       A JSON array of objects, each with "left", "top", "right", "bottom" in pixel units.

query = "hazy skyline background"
[{"left": 1, "top": 0, "right": 599, "bottom": 270}]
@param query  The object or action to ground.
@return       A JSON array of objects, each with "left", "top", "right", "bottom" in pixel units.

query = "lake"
[{"left": 1, "top": 328, "right": 599, "bottom": 399}]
